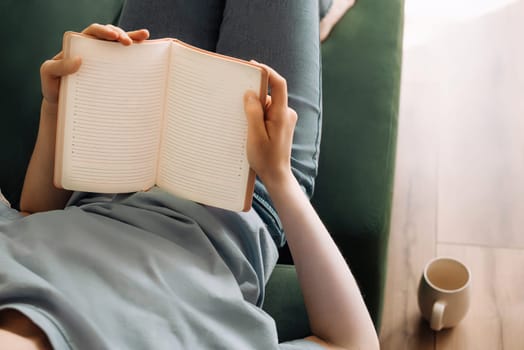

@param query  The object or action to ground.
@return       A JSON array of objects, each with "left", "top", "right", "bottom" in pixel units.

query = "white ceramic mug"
[{"left": 417, "top": 257, "right": 471, "bottom": 331}]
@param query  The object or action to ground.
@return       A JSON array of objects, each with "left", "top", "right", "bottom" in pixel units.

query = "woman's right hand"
[
  {"left": 243, "top": 63, "right": 298, "bottom": 192},
  {"left": 40, "top": 24, "right": 150, "bottom": 110}
]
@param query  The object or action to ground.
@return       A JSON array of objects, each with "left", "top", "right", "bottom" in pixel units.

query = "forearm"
[
  {"left": 20, "top": 100, "right": 72, "bottom": 213},
  {"left": 243, "top": 63, "right": 378, "bottom": 348},
  {"left": 265, "top": 174, "right": 379, "bottom": 350}
]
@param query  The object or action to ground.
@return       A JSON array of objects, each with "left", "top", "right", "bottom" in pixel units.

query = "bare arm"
[
  {"left": 20, "top": 24, "right": 150, "bottom": 214},
  {"left": 244, "top": 65, "right": 379, "bottom": 350},
  {"left": 20, "top": 83, "right": 77, "bottom": 214}
]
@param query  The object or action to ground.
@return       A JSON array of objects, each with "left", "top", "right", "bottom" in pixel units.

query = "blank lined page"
[
  {"left": 157, "top": 42, "right": 262, "bottom": 211},
  {"left": 59, "top": 35, "right": 170, "bottom": 193}
]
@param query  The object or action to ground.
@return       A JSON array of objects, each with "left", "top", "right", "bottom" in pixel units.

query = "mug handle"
[{"left": 430, "top": 301, "right": 446, "bottom": 331}]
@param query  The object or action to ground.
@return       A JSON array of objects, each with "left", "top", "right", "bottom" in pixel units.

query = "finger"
[
  {"left": 41, "top": 56, "right": 82, "bottom": 79},
  {"left": 288, "top": 108, "right": 298, "bottom": 127},
  {"left": 253, "top": 62, "right": 288, "bottom": 110},
  {"left": 52, "top": 51, "right": 64, "bottom": 60},
  {"left": 244, "top": 91, "right": 268, "bottom": 142},
  {"left": 264, "top": 95, "right": 272, "bottom": 109},
  {"left": 106, "top": 24, "right": 132, "bottom": 45},
  {"left": 41, "top": 56, "right": 82, "bottom": 103},
  {"left": 127, "top": 29, "right": 150, "bottom": 42},
  {"left": 82, "top": 23, "right": 119, "bottom": 41}
]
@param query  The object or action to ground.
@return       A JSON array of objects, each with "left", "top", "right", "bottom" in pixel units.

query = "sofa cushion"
[{"left": 312, "top": 0, "right": 404, "bottom": 329}]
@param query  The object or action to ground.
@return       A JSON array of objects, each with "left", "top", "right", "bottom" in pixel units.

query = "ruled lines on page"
[
  {"left": 61, "top": 36, "right": 170, "bottom": 192},
  {"left": 157, "top": 43, "right": 262, "bottom": 210}
]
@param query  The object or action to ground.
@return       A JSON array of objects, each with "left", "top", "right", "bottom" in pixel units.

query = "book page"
[
  {"left": 57, "top": 34, "right": 171, "bottom": 193},
  {"left": 157, "top": 42, "right": 262, "bottom": 211}
]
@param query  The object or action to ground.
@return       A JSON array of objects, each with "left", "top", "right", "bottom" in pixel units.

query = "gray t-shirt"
[{"left": 0, "top": 188, "right": 322, "bottom": 349}]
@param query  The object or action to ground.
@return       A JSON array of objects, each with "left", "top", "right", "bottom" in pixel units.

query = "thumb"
[
  {"left": 59, "top": 56, "right": 83, "bottom": 77},
  {"left": 41, "top": 56, "right": 82, "bottom": 80},
  {"left": 244, "top": 91, "right": 268, "bottom": 142},
  {"left": 41, "top": 56, "right": 82, "bottom": 104}
]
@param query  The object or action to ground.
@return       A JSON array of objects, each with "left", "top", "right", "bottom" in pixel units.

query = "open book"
[{"left": 55, "top": 32, "right": 268, "bottom": 212}]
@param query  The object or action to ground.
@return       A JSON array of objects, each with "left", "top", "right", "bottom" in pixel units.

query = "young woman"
[{"left": 0, "top": 1, "right": 378, "bottom": 349}]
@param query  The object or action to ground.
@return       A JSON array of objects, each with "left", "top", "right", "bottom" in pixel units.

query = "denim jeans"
[{"left": 118, "top": 0, "right": 322, "bottom": 246}]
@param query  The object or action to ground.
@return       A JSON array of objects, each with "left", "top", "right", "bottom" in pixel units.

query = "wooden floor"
[{"left": 379, "top": 1, "right": 524, "bottom": 349}]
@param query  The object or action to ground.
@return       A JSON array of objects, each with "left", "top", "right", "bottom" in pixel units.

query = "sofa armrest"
[{"left": 265, "top": 0, "right": 405, "bottom": 337}]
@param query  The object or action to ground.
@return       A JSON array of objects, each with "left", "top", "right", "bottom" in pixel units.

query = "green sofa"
[{"left": 0, "top": 0, "right": 404, "bottom": 343}]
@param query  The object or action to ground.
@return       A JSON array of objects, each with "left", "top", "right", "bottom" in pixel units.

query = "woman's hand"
[
  {"left": 243, "top": 63, "right": 298, "bottom": 190},
  {"left": 21, "top": 24, "right": 150, "bottom": 214},
  {"left": 81, "top": 23, "right": 149, "bottom": 46},
  {"left": 244, "top": 63, "right": 379, "bottom": 350},
  {"left": 40, "top": 24, "right": 149, "bottom": 111}
]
